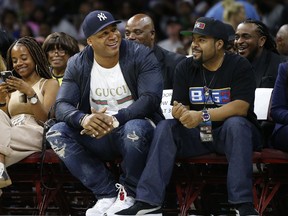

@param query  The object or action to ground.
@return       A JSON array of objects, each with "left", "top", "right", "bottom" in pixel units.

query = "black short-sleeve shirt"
[{"left": 172, "top": 52, "right": 257, "bottom": 128}]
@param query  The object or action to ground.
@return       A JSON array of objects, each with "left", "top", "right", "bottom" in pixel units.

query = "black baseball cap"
[
  {"left": 224, "top": 23, "right": 235, "bottom": 42},
  {"left": 82, "top": 10, "right": 121, "bottom": 38},
  {"left": 180, "top": 17, "right": 228, "bottom": 42}
]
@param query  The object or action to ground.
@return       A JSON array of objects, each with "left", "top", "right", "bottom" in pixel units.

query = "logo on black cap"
[{"left": 195, "top": 22, "right": 205, "bottom": 30}]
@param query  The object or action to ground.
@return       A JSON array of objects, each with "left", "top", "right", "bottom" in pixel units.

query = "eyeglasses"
[{"left": 47, "top": 49, "right": 66, "bottom": 56}]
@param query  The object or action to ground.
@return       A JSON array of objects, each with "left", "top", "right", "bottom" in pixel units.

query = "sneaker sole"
[
  {"left": 0, "top": 179, "right": 12, "bottom": 188},
  {"left": 117, "top": 214, "right": 162, "bottom": 216},
  {"left": 116, "top": 207, "right": 162, "bottom": 216},
  {"left": 138, "top": 214, "right": 162, "bottom": 216}
]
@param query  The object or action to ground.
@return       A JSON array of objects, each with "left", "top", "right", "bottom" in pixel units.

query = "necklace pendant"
[{"left": 204, "top": 86, "right": 209, "bottom": 96}]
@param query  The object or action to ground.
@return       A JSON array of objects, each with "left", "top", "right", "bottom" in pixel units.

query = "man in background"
[
  {"left": 125, "top": 13, "right": 186, "bottom": 90},
  {"left": 276, "top": 24, "right": 288, "bottom": 60}
]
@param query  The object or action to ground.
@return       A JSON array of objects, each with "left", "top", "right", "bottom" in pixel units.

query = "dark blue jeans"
[
  {"left": 46, "top": 119, "right": 154, "bottom": 199},
  {"left": 136, "top": 116, "right": 262, "bottom": 206}
]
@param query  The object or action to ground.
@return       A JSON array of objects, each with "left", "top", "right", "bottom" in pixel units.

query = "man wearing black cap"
[
  {"left": 46, "top": 10, "right": 164, "bottom": 216},
  {"left": 117, "top": 17, "right": 261, "bottom": 215}
]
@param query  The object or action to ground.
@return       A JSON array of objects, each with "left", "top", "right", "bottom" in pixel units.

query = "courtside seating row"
[
  {"left": 2, "top": 148, "right": 288, "bottom": 215},
  {"left": 1, "top": 88, "right": 287, "bottom": 215},
  {"left": 174, "top": 148, "right": 288, "bottom": 216}
]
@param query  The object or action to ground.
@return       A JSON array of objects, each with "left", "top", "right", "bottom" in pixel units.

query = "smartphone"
[{"left": 0, "top": 70, "right": 13, "bottom": 82}]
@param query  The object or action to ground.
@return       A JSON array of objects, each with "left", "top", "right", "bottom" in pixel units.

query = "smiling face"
[
  {"left": 47, "top": 45, "right": 70, "bottom": 74},
  {"left": 125, "top": 14, "right": 155, "bottom": 48},
  {"left": 11, "top": 44, "right": 36, "bottom": 78},
  {"left": 235, "top": 22, "right": 266, "bottom": 62},
  {"left": 87, "top": 24, "right": 121, "bottom": 66}
]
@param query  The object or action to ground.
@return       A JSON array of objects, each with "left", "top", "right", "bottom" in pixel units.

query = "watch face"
[
  {"left": 112, "top": 116, "right": 119, "bottom": 128},
  {"left": 113, "top": 119, "right": 119, "bottom": 128},
  {"left": 202, "top": 110, "right": 210, "bottom": 122},
  {"left": 30, "top": 96, "right": 38, "bottom": 104},
  {"left": 203, "top": 113, "right": 209, "bottom": 119}
]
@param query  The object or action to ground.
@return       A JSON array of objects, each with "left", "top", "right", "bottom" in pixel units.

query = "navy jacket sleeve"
[
  {"left": 271, "top": 62, "right": 288, "bottom": 125},
  {"left": 54, "top": 52, "right": 88, "bottom": 129},
  {"left": 114, "top": 41, "right": 164, "bottom": 125}
]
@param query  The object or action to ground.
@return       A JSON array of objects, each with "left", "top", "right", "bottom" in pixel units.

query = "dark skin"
[
  {"left": 125, "top": 13, "right": 155, "bottom": 48},
  {"left": 80, "top": 24, "right": 123, "bottom": 139},
  {"left": 172, "top": 34, "right": 250, "bottom": 129},
  {"left": 80, "top": 107, "right": 113, "bottom": 139}
]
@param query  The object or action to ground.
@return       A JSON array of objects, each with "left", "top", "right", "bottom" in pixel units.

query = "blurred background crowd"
[{"left": 1, "top": 0, "right": 288, "bottom": 55}]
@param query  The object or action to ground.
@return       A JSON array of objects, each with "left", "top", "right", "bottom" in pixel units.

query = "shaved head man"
[
  {"left": 125, "top": 14, "right": 156, "bottom": 48},
  {"left": 125, "top": 14, "right": 186, "bottom": 89},
  {"left": 276, "top": 24, "right": 288, "bottom": 57}
]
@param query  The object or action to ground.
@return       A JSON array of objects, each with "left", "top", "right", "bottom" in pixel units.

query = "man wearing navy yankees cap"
[
  {"left": 46, "top": 10, "right": 164, "bottom": 215},
  {"left": 119, "top": 17, "right": 262, "bottom": 215}
]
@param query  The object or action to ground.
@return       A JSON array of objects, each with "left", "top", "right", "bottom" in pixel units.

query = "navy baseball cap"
[
  {"left": 82, "top": 10, "right": 121, "bottom": 38},
  {"left": 180, "top": 17, "right": 228, "bottom": 42}
]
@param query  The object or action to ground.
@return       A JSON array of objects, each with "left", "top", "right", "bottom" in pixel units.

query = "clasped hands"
[
  {"left": 80, "top": 107, "right": 114, "bottom": 139},
  {"left": 172, "top": 101, "right": 202, "bottom": 128}
]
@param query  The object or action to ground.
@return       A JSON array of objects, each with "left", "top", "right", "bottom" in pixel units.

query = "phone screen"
[{"left": 0, "top": 71, "right": 13, "bottom": 82}]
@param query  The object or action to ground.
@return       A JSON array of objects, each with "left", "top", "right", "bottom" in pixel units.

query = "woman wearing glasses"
[{"left": 42, "top": 32, "right": 80, "bottom": 85}]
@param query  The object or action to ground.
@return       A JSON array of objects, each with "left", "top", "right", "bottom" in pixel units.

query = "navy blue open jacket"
[{"left": 54, "top": 39, "right": 164, "bottom": 129}]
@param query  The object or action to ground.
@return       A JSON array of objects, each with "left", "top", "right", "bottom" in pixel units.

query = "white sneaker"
[
  {"left": 86, "top": 197, "right": 116, "bottom": 216},
  {"left": 104, "top": 183, "right": 135, "bottom": 216}
]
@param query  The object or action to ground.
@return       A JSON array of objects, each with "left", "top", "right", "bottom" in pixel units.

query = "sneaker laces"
[
  {"left": 104, "top": 184, "right": 134, "bottom": 215},
  {"left": 115, "top": 183, "right": 127, "bottom": 201}
]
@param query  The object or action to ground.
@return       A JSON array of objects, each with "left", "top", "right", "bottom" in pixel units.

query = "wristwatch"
[
  {"left": 27, "top": 93, "right": 38, "bottom": 105},
  {"left": 112, "top": 116, "right": 119, "bottom": 128},
  {"left": 202, "top": 109, "right": 210, "bottom": 122}
]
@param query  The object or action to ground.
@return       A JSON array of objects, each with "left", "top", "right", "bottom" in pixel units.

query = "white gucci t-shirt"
[{"left": 90, "top": 60, "right": 134, "bottom": 115}]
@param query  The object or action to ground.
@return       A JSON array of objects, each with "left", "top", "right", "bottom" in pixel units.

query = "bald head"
[
  {"left": 276, "top": 24, "right": 288, "bottom": 56},
  {"left": 125, "top": 14, "right": 155, "bottom": 48}
]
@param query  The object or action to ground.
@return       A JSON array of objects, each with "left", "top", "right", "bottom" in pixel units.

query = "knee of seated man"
[
  {"left": 46, "top": 122, "right": 67, "bottom": 148},
  {"left": 123, "top": 119, "right": 154, "bottom": 150},
  {"left": 223, "top": 116, "right": 250, "bottom": 129}
]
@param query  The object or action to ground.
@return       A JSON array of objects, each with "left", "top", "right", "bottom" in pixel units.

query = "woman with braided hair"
[{"left": 0, "top": 36, "right": 59, "bottom": 188}]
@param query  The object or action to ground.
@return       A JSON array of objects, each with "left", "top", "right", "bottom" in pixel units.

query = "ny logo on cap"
[
  {"left": 194, "top": 22, "right": 205, "bottom": 29},
  {"left": 97, "top": 12, "right": 107, "bottom": 21}
]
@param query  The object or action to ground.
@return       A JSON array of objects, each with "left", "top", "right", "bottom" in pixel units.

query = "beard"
[
  {"left": 246, "top": 47, "right": 259, "bottom": 62},
  {"left": 192, "top": 51, "right": 203, "bottom": 63},
  {"left": 192, "top": 54, "right": 203, "bottom": 68}
]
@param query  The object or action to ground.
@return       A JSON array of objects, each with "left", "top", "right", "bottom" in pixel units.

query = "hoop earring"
[{"left": 36, "top": 65, "right": 40, "bottom": 75}]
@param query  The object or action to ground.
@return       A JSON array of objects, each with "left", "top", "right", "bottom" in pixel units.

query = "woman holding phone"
[{"left": 0, "top": 36, "right": 59, "bottom": 188}]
